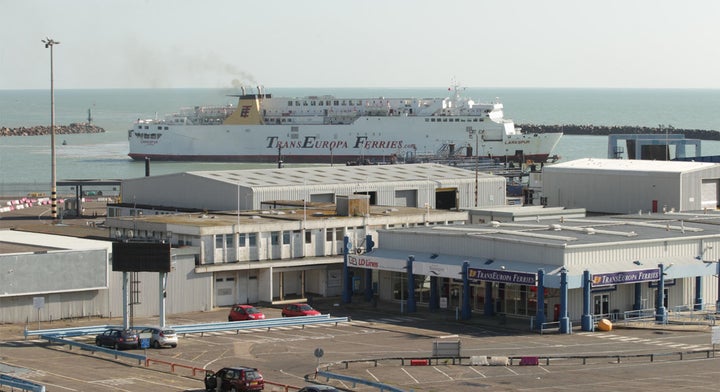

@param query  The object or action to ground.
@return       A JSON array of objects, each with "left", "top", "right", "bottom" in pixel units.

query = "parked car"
[
  {"left": 137, "top": 326, "right": 178, "bottom": 348},
  {"left": 94, "top": 328, "right": 139, "bottom": 350},
  {"left": 281, "top": 303, "right": 321, "bottom": 317},
  {"left": 204, "top": 366, "right": 264, "bottom": 391},
  {"left": 228, "top": 304, "right": 266, "bottom": 321},
  {"left": 298, "top": 386, "right": 341, "bottom": 392}
]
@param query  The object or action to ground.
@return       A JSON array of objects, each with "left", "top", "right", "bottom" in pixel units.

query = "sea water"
[{"left": 2, "top": 88, "right": 720, "bottom": 196}]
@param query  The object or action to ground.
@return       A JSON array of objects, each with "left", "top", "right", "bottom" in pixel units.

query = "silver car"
[{"left": 138, "top": 326, "right": 178, "bottom": 348}]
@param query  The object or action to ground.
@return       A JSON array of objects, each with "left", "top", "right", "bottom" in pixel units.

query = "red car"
[
  {"left": 281, "top": 303, "right": 321, "bottom": 317},
  {"left": 228, "top": 305, "right": 266, "bottom": 321}
]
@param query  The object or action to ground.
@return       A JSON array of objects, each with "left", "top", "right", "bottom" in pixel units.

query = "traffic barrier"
[
  {"left": 410, "top": 359, "right": 428, "bottom": 366},
  {"left": 488, "top": 356, "right": 509, "bottom": 366},
  {"left": 145, "top": 358, "right": 208, "bottom": 377},
  {"left": 519, "top": 356, "right": 539, "bottom": 366},
  {"left": 469, "top": 356, "right": 489, "bottom": 366},
  {"left": 0, "top": 374, "right": 45, "bottom": 392}
]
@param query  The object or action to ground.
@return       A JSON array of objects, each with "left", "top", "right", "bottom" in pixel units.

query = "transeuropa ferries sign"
[
  {"left": 468, "top": 268, "right": 537, "bottom": 285},
  {"left": 591, "top": 268, "right": 661, "bottom": 287}
]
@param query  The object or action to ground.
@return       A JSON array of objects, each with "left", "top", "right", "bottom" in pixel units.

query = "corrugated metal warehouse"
[
  {"left": 0, "top": 230, "right": 205, "bottom": 324},
  {"left": 118, "top": 163, "right": 506, "bottom": 212},
  {"left": 541, "top": 158, "right": 720, "bottom": 214}
]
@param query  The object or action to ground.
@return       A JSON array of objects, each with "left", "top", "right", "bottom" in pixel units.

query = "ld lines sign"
[{"left": 347, "top": 255, "right": 406, "bottom": 271}]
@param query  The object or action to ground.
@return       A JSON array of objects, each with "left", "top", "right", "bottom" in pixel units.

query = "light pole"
[
  {"left": 43, "top": 38, "right": 60, "bottom": 221},
  {"left": 474, "top": 130, "right": 479, "bottom": 207}
]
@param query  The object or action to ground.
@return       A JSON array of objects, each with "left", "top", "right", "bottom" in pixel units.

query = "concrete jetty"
[{"left": 0, "top": 123, "right": 105, "bottom": 137}]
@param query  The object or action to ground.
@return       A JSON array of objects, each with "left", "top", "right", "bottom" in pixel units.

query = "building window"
[
  {"left": 283, "top": 231, "right": 291, "bottom": 245},
  {"left": 326, "top": 229, "right": 333, "bottom": 242},
  {"left": 271, "top": 232, "right": 280, "bottom": 245},
  {"left": 225, "top": 235, "right": 233, "bottom": 248},
  {"left": 215, "top": 235, "right": 224, "bottom": 249},
  {"left": 248, "top": 233, "right": 257, "bottom": 247},
  {"left": 305, "top": 231, "right": 312, "bottom": 244},
  {"left": 238, "top": 233, "right": 246, "bottom": 247}
]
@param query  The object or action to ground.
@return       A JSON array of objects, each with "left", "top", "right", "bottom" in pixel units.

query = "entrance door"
[
  {"left": 593, "top": 294, "right": 609, "bottom": 316},
  {"left": 215, "top": 273, "right": 237, "bottom": 307},
  {"left": 654, "top": 288, "right": 669, "bottom": 309},
  {"left": 247, "top": 274, "right": 259, "bottom": 304}
]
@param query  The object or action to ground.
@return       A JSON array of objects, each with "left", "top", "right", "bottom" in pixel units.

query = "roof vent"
[{"left": 550, "top": 224, "right": 562, "bottom": 231}]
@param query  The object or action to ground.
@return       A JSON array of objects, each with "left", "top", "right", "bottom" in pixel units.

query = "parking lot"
[{"left": 1, "top": 299, "right": 719, "bottom": 392}]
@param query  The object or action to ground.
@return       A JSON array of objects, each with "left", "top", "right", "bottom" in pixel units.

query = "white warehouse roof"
[
  {"left": 119, "top": 163, "right": 506, "bottom": 212},
  {"left": 188, "top": 163, "right": 494, "bottom": 187},
  {"left": 546, "top": 158, "right": 716, "bottom": 173}
]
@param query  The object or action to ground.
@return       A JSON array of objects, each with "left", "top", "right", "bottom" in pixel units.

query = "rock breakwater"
[
  {"left": 518, "top": 124, "right": 720, "bottom": 141},
  {"left": 0, "top": 123, "right": 105, "bottom": 137}
]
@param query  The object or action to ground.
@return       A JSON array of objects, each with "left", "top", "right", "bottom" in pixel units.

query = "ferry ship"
[{"left": 128, "top": 85, "right": 562, "bottom": 164}]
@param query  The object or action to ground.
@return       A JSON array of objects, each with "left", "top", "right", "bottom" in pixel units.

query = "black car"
[
  {"left": 94, "top": 328, "right": 139, "bottom": 350},
  {"left": 204, "top": 366, "right": 264, "bottom": 391},
  {"left": 298, "top": 386, "right": 341, "bottom": 392}
]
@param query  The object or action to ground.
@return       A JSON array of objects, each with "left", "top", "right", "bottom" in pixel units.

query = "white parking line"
[
  {"left": 468, "top": 366, "right": 487, "bottom": 378},
  {"left": 365, "top": 369, "right": 380, "bottom": 382},
  {"left": 433, "top": 366, "right": 453, "bottom": 380},
  {"left": 401, "top": 367, "right": 419, "bottom": 383}
]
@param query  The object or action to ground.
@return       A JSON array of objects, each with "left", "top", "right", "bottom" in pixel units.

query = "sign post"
[
  {"left": 314, "top": 347, "right": 324, "bottom": 374},
  {"left": 33, "top": 297, "right": 45, "bottom": 330}
]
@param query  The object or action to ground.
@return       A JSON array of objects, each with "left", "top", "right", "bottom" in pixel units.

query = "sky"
[{"left": 2, "top": 0, "right": 720, "bottom": 90}]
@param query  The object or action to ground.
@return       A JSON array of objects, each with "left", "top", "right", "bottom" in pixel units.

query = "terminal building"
[{"left": 353, "top": 212, "right": 720, "bottom": 328}]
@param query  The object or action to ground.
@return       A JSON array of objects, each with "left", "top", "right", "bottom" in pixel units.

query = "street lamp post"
[{"left": 43, "top": 38, "right": 60, "bottom": 221}]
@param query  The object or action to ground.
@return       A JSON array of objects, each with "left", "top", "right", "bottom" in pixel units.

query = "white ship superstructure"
[{"left": 128, "top": 85, "right": 562, "bottom": 164}]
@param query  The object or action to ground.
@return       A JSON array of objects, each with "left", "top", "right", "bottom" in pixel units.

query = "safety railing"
[
  {"left": 24, "top": 324, "right": 117, "bottom": 339},
  {"left": 315, "top": 370, "right": 408, "bottom": 392},
  {"left": 622, "top": 308, "right": 656, "bottom": 325},
  {"left": 43, "top": 335, "right": 146, "bottom": 364},
  {"left": 529, "top": 317, "right": 572, "bottom": 334},
  {"left": 170, "top": 314, "right": 349, "bottom": 337},
  {"left": 0, "top": 374, "right": 46, "bottom": 392},
  {"left": 334, "top": 348, "right": 718, "bottom": 370},
  {"left": 668, "top": 305, "right": 717, "bottom": 326},
  {"left": 24, "top": 315, "right": 349, "bottom": 340}
]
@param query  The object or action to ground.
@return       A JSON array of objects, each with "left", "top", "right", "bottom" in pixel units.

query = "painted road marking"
[{"left": 401, "top": 367, "right": 419, "bottom": 383}]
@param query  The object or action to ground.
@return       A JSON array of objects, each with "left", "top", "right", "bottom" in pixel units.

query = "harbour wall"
[{"left": 0, "top": 123, "right": 105, "bottom": 137}]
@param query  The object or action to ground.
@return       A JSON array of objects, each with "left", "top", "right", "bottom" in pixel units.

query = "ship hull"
[{"left": 129, "top": 116, "right": 561, "bottom": 164}]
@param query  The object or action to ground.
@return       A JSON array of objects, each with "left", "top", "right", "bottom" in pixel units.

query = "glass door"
[{"left": 594, "top": 294, "right": 609, "bottom": 317}]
